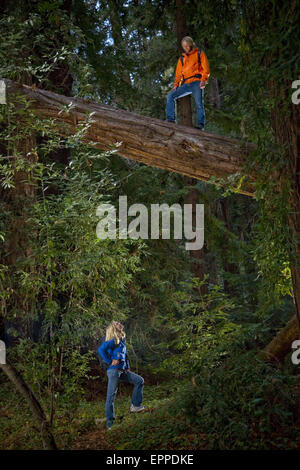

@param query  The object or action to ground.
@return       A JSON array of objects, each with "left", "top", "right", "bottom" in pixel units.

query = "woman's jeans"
[
  {"left": 166, "top": 80, "right": 205, "bottom": 129},
  {"left": 105, "top": 368, "right": 144, "bottom": 428}
]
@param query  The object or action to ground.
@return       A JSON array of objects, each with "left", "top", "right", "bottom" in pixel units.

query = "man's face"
[{"left": 182, "top": 41, "right": 193, "bottom": 53}]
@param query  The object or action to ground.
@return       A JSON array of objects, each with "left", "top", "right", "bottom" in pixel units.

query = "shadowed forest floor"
[
  {"left": 1, "top": 364, "right": 300, "bottom": 450},
  {"left": 0, "top": 366, "right": 209, "bottom": 450}
]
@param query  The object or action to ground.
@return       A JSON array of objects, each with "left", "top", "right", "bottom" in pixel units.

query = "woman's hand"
[{"left": 111, "top": 359, "right": 120, "bottom": 366}]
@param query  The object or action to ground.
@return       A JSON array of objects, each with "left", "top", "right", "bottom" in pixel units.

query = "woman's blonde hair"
[
  {"left": 181, "top": 36, "right": 196, "bottom": 49},
  {"left": 105, "top": 321, "right": 125, "bottom": 344}
]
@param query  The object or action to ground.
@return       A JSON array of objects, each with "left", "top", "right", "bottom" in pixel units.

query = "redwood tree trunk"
[
  {"left": 267, "top": 45, "right": 300, "bottom": 330},
  {"left": 254, "top": 0, "right": 300, "bottom": 343}
]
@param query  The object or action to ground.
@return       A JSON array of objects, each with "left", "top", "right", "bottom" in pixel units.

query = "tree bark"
[
  {"left": 0, "top": 362, "right": 58, "bottom": 450},
  {"left": 1, "top": 77, "right": 257, "bottom": 197}
]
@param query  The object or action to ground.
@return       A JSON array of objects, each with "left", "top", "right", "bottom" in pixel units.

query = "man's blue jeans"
[
  {"left": 105, "top": 368, "right": 144, "bottom": 428},
  {"left": 166, "top": 80, "right": 205, "bottom": 129}
]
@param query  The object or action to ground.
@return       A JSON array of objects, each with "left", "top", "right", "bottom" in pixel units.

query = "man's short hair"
[{"left": 181, "top": 36, "right": 196, "bottom": 48}]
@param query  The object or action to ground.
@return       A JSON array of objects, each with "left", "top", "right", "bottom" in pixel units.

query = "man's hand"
[
  {"left": 200, "top": 81, "right": 206, "bottom": 89},
  {"left": 111, "top": 359, "right": 120, "bottom": 366},
  {"left": 125, "top": 368, "right": 130, "bottom": 373}
]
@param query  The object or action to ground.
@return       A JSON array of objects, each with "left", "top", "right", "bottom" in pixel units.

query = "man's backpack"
[
  {"left": 179, "top": 49, "right": 202, "bottom": 85},
  {"left": 180, "top": 48, "right": 202, "bottom": 67},
  {"left": 97, "top": 336, "right": 118, "bottom": 370}
]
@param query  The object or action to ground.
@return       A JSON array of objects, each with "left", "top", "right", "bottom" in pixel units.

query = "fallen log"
[
  {"left": 1, "top": 78, "right": 257, "bottom": 196},
  {"left": 260, "top": 315, "right": 300, "bottom": 363}
]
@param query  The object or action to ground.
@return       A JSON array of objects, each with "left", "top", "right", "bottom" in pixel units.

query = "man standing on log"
[{"left": 166, "top": 36, "right": 210, "bottom": 130}]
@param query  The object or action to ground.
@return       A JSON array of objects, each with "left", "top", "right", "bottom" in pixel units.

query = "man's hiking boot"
[
  {"left": 130, "top": 404, "right": 146, "bottom": 413},
  {"left": 195, "top": 125, "right": 204, "bottom": 130},
  {"left": 165, "top": 120, "right": 176, "bottom": 124}
]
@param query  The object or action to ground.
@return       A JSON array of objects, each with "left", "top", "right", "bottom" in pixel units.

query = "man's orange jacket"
[{"left": 173, "top": 47, "right": 210, "bottom": 88}]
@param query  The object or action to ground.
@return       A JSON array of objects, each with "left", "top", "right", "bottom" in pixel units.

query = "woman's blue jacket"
[{"left": 98, "top": 336, "right": 130, "bottom": 371}]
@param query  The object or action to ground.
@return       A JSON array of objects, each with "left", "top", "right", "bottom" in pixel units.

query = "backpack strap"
[
  {"left": 197, "top": 49, "right": 202, "bottom": 69},
  {"left": 180, "top": 49, "right": 201, "bottom": 67}
]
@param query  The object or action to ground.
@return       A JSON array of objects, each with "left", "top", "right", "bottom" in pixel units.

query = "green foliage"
[
  {"left": 0, "top": 84, "right": 145, "bottom": 407},
  {"left": 156, "top": 283, "right": 241, "bottom": 376},
  {"left": 0, "top": 6, "right": 91, "bottom": 94},
  {"left": 173, "top": 351, "right": 298, "bottom": 449}
]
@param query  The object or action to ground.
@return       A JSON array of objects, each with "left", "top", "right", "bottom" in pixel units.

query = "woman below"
[{"left": 98, "top": 321, "right": 146, "bottom": 430}]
